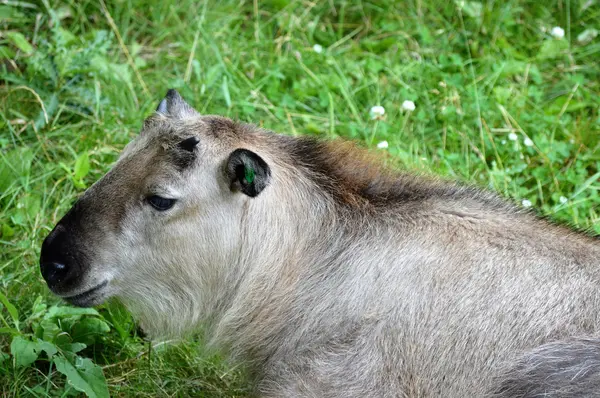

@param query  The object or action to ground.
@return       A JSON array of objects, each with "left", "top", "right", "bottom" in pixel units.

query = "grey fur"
[
  {"left": 40, "top": 90, "right": 600, "bottom": 397},
  {"left": 490, "top": 338, "right": 600, "bottom": 397}
]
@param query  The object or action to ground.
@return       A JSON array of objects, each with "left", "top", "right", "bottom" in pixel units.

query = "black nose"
[
  {"left": 40, "top": 261, "right": 70, "bottom": 286},
  {"left": 40, "top": 222, "right": 82, "bottom": 292}
]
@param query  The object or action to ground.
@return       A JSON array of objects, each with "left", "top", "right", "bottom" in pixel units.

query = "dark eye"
[{"left": 147, "top": 195, "right": 176, "bottom": 211}]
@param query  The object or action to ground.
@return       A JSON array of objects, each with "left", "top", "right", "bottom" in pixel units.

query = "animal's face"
[{"left": 39, "top": 90, "right": 271, "bottom": 332}]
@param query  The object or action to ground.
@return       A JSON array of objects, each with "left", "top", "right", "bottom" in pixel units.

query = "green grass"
[{"left": 1, "top": 0, "right": 599, "bottom": 396}]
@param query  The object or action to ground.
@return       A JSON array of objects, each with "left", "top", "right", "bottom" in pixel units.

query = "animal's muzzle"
[{"left": 40, "top": 213, "right": 84, "bottom": 294}]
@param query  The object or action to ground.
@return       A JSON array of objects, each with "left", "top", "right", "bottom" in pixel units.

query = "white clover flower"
[
  {"left": 402, "top": 100, "right": 416, "bottom": 112},
  {"left": 523, "top": 137, "right": 534, "bottom": 147},
  {"left": 376, "top": 140, "right": 389, "bottom": 149},
  {"left": 522, "top": 199, "right": 533, "bottom": 208},
  {"left": 369, "top": 105, "right": 385, "bottom": 119},
  {"left": 312, "top": 44, "right": 323, "bottom": 53},
  {"left": 559, "top": 196, "right": 568, "bottom": 204},
  {"left": 508, "top": 132, "right": 518, "bottom": 141},
  {"left": 551, "top": 26, "right": 565, "bottom": 39}
]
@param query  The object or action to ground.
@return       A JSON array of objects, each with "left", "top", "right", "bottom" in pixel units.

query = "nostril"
[{"left": 40, "top": 262, "right": 70, "bottom": 286}]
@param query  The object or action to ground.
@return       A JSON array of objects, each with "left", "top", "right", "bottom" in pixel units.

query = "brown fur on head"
[{"left": 39, "top": 90, "right": 279, "bottom": 336}]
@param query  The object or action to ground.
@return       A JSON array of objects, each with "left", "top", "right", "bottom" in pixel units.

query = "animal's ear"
[
  {"left": 226, "top": 149, "right": 271, "bottom": 197},
  {"left": 155, "top": 89, "right": 199, "bottom": 119}
]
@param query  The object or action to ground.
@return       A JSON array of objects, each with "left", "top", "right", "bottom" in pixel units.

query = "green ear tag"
[{"left": 244, "top": 167, "right": 255, "bottom": 184}]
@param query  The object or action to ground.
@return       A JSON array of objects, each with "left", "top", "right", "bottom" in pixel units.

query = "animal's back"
[
  {"left": 250, "top": 180, "right": 600, "bottom": 397},
  {"left": 391, "top": 211, "right": 600, "bottom": 396}
]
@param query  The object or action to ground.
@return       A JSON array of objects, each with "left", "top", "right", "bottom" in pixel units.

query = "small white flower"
[
  {"left": 369, "top": 105, "right": 385, "bottom": 119},
  {"left": 376, "top": 140, "right": 389, "bottom": 149},
  {"left": 402, "top": 100, "right": 416, "bottom": 112},
  {"left": 508, "top": 132, "right": 518, "bottom": 141},
  {"left": 551, "top": 26, "right": 565, "bottom": 39},
  {"left": 522, "top": 199, "right": 533, "bottom": 208},
  {"left": 559, "top": 196, "right": 568, "bottom": 204},
  {"left": 523, "top": 137, "right": 534, "bottom": 147},
  {"left": 501, "top": 139, "right": 507, "bottom": 145},
  {"left": 312, "top": 44, "right": 323, "bottom": 53}
]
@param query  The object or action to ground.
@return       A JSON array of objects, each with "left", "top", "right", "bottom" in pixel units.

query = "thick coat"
[{"left": 40, "top": 90, "right": 600, "bottom": 397}]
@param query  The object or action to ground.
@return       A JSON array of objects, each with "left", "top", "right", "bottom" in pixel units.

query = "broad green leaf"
[
  {"left": 5, "top": 32, "right": 33, "bottom": 55},
  {"left": 10, "top": 336, "right": 56, "bottom": 367},
  {"left": 54, "top": 333, "right": 79, "bottom": 352},
  {"left": 73, "top": 152, "right": 90, "bottom": 181},
  {"left": 0, "top": 5, "right": 26, "bottom": 21},
  {"left": 0, "top": 291, "right": 19, "bottom": 330},
  {"left": 47, "top": 306, "right": 99, "bottom": 318},
  {"left": 1, "top": 223, "right": 15, "bottom": 238},
  {"left": 54, "top": 334, "right": 87, "bottom": 354},
  {"left": 72, "top": 318, "right": 110, "bottom": 346},
  {"left": 54, "top": 356, "right": 109, "bottom": 398},
  {"left": 37, "top": 340, "right": 58, "bottom": 358},
  {"left": 65, "top": 342, "right": 87, "bottom": 354},
  {"left": 39, "top": 318, "right": 61, "bottom": 342}
]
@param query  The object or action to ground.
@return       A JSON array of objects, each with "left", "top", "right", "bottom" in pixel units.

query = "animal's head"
[{"left": 39, "top": 90, "right": 276, "bottom": 336}]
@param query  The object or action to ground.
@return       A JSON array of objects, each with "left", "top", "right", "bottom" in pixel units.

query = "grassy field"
[{"left": 1, "top": 0, "right": 599, "bottom": 396}]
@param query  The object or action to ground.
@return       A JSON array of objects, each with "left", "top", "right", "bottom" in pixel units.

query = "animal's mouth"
[{"left": 62, "top": 280, "right": 109, "bottom": 307}]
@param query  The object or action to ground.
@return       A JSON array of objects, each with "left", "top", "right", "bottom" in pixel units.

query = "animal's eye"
[{"left": 146, "top": 195, "right": 176, "bottom": 211}]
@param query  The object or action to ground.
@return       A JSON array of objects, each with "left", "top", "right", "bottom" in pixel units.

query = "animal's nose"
[
  {"left": 40, "top": 261, "right": 70, "bottom": 286},
  {"left": 40, "top": 223, "right": 81, "bottom": 292}
]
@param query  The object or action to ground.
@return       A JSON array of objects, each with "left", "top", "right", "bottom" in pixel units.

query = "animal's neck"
[{"left": 208, "top": 188, "right": 344, "bottom": 360}]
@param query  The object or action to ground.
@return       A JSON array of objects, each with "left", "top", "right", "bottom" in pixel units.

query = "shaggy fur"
[
  {"left": 490, "top": 338, "right": 600, "bottom": 397},
  {"left": 40, "top": 90, "right": 600, "bottom": 397}
]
